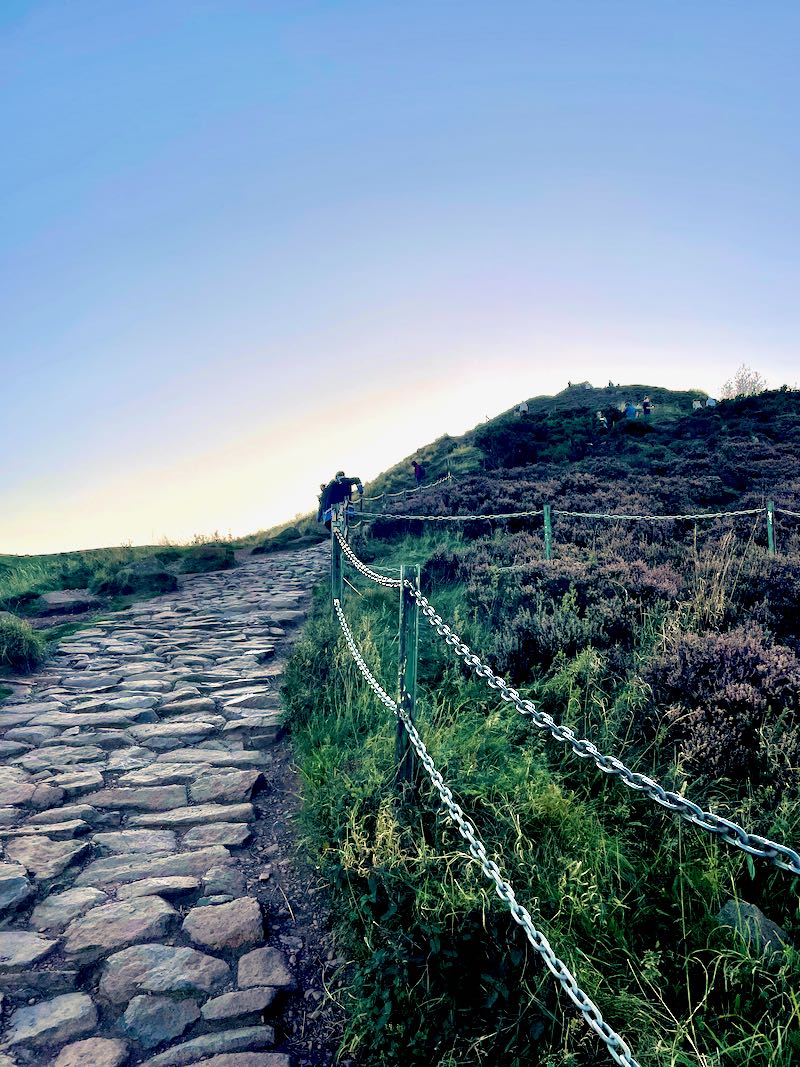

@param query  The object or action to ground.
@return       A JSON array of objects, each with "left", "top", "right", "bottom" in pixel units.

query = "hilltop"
[{"left": 280, "top": 384, "right": 800, "bottom": 1067}]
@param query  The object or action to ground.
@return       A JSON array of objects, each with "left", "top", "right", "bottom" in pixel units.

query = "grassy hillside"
[{"left": 283, "top": 387, "right": 800, "bottom": 1067}]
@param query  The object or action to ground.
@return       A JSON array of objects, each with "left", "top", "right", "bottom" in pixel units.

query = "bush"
[
  {"left": 181, "top": 544, "right": 235, "bottom": 573},
  {"left": 0, "top": 614, "right": 45, "bottom": 673},
  {"left": 641, "top": 627, "right": 800, "bottom": 779},
  {"left": 90, "top": 559, "right": 178, "bottom": 596}
]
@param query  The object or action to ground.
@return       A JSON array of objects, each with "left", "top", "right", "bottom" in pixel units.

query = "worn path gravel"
[{"left": 0, "top": 544, "right": 342, "bottom": 1067}]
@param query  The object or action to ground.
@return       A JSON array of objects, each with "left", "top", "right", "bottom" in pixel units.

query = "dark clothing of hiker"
[
  {"left": 642, "top": 398, "right": 652, "bottom": 417},
  {"left": 319, "top": 472, "right": 363, "bottom": 529},
  {"left": 412, "top": 461, "right": 426, "bottom": 486}
]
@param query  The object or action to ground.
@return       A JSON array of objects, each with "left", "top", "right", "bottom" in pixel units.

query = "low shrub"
[
  {"left": 90, "top": 559, "right": 178, "bottom": 596},
  {"left": 0, "top": 614, "right": 45, "bottom": 673},
  {"left": 641, "top": 627, "right": 800, "bottom": 779},
  {"left": 181, "top": 544, "right": 235, "bottom": 573}
]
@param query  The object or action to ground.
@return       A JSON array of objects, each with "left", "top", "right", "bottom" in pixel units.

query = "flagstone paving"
[{"left": 0, "top": 544, "right": 343, "bottom": 1066}]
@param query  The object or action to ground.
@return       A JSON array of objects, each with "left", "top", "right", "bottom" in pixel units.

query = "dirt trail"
[{"left": 0, "top": 543, "right": 346, "bottom": 1067}]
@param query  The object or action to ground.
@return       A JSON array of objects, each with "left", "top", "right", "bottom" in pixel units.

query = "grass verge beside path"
[{"left": 283, "top": 530, "right": 800, "bottom": 1067}]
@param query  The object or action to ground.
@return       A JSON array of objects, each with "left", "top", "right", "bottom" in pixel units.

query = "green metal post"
[
  {"left": 396, "top": 563, "right": 420, "bottom": 787},
  {"left": 766, "top": 500, "right": 776, "bottom": 556},
  {"left": 543, "top": 503, "right": 553, "bottom": 560},
  {"left": 330, "top": 504, "right": 344, "bottom": 615}
]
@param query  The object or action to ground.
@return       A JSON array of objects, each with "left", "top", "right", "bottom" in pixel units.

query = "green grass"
[
  {"left": 0, "top": 615, "right": 46, "bottom": 673},
  {"left": 282, "top": 533, "right": 800, "bottom": 1067}
]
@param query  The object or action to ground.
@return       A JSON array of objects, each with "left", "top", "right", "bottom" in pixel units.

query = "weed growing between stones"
[{"left": 0, "top": 614, "right": 45, "bottom": 673}]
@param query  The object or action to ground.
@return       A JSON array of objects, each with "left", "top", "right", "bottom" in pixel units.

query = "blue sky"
[{"left": 1, "top": 1, "right": 798, "bottom": 552}]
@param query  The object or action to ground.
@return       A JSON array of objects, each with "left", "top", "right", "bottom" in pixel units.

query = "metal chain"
[
  {"left": 360, "top": 508, "right": 544, "bottom": 522},
  {"left": 402, "top": 582, "right": 800, "bottom": 876},
  {"left": 555, "top": 507, "right": 764, "bottom": 522},
  {"left": 333, "top": 528, "right": 403, "bottom": 588},
  {"left": 775, "top": 507, "right": 800, "bottom": 519},
  {"left": 363, "top": 472, "right": 453, "bottom": 502},
  {"left": 332, "top": 598, "right": 641, "bottom": 1067}
]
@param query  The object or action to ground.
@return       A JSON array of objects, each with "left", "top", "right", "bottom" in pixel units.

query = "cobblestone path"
[{"left": 0, "top": 543, "right": 332, "bottom": 1067}]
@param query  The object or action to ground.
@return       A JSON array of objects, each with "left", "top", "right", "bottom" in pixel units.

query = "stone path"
[{"left": 0, "top": 543, "right": 332, "bottom": 1067}]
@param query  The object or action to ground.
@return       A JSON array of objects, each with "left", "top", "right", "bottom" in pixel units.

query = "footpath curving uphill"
[{"left": 0, "top": 543, "right": 333, "bottom": 1067}]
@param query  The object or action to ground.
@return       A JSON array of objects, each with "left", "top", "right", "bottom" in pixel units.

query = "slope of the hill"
[{"left": 282, "top": 387, "right": 800, "bottom": 1067}]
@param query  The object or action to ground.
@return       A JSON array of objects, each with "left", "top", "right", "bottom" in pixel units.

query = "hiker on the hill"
[
  {"left": 692, "top": 399, "right": 703, "bottom": 410},
  {"left": 706, "top": 396, "right": 717, "bottom": 408},
  {"left": 316, "top": 483, "right": 327, "bottom": 523},
  {"left": 319, "top": 471, "right": 363, "bottom": 529},
  {"left": 642, "top": 396, "right": 652, "bottom": 418},
  {"left": 412, "top": 460, "right": 426, "bottom": 485},
  {"left": 624, "top": 401, "right": 637, "bottom": 419},
  {"left": 596, "top": 410, "right": 608, "bottom": 431}
]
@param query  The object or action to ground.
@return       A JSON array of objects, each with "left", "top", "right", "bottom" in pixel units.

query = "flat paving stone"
[
  {"left": 0, "top": 931, "right": 56, "bottom": 969},
  {"left": 178, "top": 1057, "right": 290, "bottom": 1067},
  {"left": 201, "top": 986, "right": 279, "bottom": 1021},
  {"left": 4, "top": 836, "right": 92, "bottom": 878},
  {"left": 121, "top": 994, "right": 200, "bottom": 1049},
  {"left": 129, "top": 803, "right": 254, "bottom": 827},
  {"left": 116, "top": 876, "right": 201, "bottom": 900},
  {"left": 5, "top": 991, "right": 98, "bottom": 1047},
  {"left": 75, "top": 845, "right": 231, "bottom": 887},
  {"left": 99, "top": 943, "right": 230, "bottom": 1004},
  {"left": 183, "top": 823, "right": 252, "bottom": 848},
  {"left": 53, "top": 1036, "right": 130, "bottom": 1067},
  {"left": 63, "top": 896, "right": 179, "bottom": 961},
  {"left": 237, "top": 947, "right": 294, "bottom": 990},
  {"left": 137, "top": 1027, "right": 277, "bottom": 1067},
  {"left": 31, "top": 887, "right": 108, "bottom": 932},
  {"left": 0, "top": 861, "right": 33, "bottom": 913},
  {"left": 93, "top": 829, "right": 178, "bottom": 855},
  {"left": 81, "top": 785, "right": 188, "bottom": 810},
  {"left": 189, "top": 770, "right": 263, "bottom": 804},
  {"left": 182, "top": 897, "right": 263, "bottom": 950}
]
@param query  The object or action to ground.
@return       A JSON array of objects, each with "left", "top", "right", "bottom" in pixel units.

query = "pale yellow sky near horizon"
[{"left": 1, "top": 347, "right": 779, "bottom": 556}]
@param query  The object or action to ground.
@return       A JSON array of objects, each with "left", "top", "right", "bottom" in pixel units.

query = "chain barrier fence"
[
  {"left": 322, "top": 505, "right": 799, "bottom": 1064},
  {"left": 333, "top": 595, "right": 641, "bottom": 1067}
]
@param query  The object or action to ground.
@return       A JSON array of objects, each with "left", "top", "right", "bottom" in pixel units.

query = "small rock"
[
  {"left": 716, "top": 899, "right": 790, "bottom": 955},
  {"left": 237, "top": 947, "right": 294, "bottom": 990},
  {"left": 202, "top": 865, "right": 246, "bottom": 897}
]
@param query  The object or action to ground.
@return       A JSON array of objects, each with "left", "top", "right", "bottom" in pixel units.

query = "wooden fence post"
[
  {"left": 767, "top": 500, "right": 776, "bottom": 556},
  {"left": 396, "top": 563, "right": 420, "bottom": 787},
  {"left": 543, "top": 504, "right": 553, "bottom": 560}
]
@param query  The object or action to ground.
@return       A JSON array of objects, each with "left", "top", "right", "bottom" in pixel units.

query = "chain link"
[
  {"left": 554, "top": 507, "right": 764, "bottom": 522},
  {"left": 333, "top": 528, "right": 403, "bottom": 588},
  {"left": 775, "top": 507, "right": 800, "bottom": 519},
  {"left": 363, "top": 473, "right": 453, "bottom": 502},
  {"left": 403, "top": 582, "right": 800, "bottom": 876},
  {"left": 360, "top": 508, "right": 544, "bottom": 522},
  {"left": 332, "top": 597, "right": 641, "bottom": 1067}
]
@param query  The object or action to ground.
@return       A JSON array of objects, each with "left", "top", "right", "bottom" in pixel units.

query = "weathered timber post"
[
  {"left": 396, "top": 563, "right": 420, "bottom": 787},
  {"left": 543, "top": 504, "right": 553, "bottom": 561},
  {"left": 330, "top": 504, "right": 344, "bottom": 615},
  {"left": 767, "top": 500, "right": 776, "bottom": 556}
]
